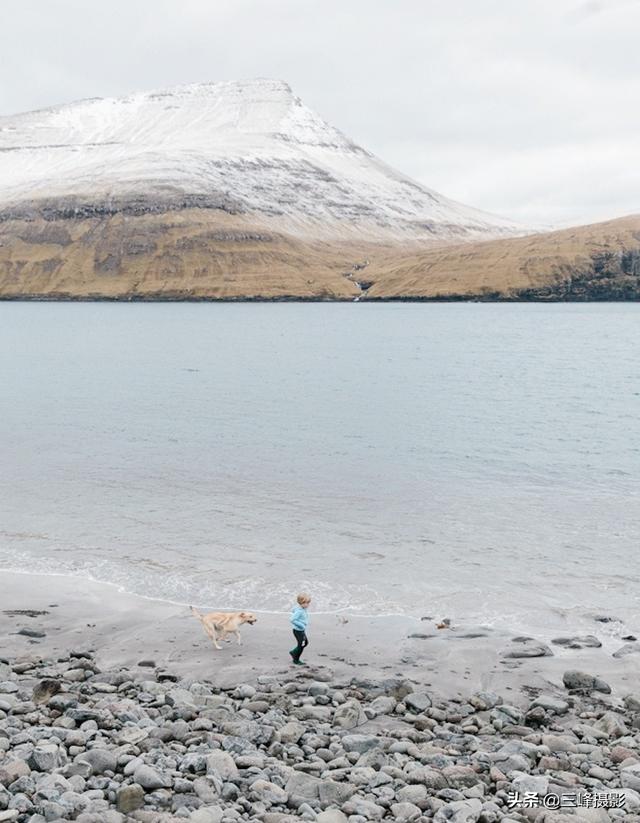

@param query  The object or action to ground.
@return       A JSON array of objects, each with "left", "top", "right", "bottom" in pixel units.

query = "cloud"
[{"left": 1, "top": 0, "right": 639, "bottom": 227}]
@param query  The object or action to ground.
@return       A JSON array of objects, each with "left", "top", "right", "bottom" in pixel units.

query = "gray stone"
[
  {"left": 541, "top": 734, "right": 577, "bottom": 753},
  {"left": 433, "top": 798, "right": 483, "bottom": 823},
  {"left": 409, "top": 766, "right": 448, "bottom": 789},
  {"left": 511, "top": 772, "right": 549, "bottom": 796},
  {"left": 27, "top": 744, "right": 64, "bottom": 772},
  {"left": 279, "top": 721, "right": 305, "bottom": 744},
  {"left": 333, "top": 699, "right": 366, "bottom": 729},
  {"left": 614, "top": 643, "right": 640, "bottom": 658},
  {"left": 116, "top": 784, "right": 145, "bottom": 813},
  {"left": 390, "top": 802, "right": 421, "bottom": 822},
  {"left": 32, "top": 679, "right": 61, "bottom": 704},
  {"left": 441, "top": 765, "right": 481, "bottom": 789},
  {"left": 562, "top": 670, "right": 611, "bottom": 693},
  {"left": 551, "top": 635, "right": 602, "bottom": 649},
  {"left": 490, "top": 705, "right": 524, "bottom": 728},
  {"left": 316, "top": 812, "right": 348, "bottom": 823},
  {"left": 0, "top": 759, "right": 31, "bottom": 784},
  {"left": 285, "top": 772, "right": 321, "bottom": 801},
  {"left": 189, "top": 808, "right": 224, "bottom": 823},
  {"left": 397, "top": 785, "right": 429, "bottom": 807},
  {"left": 205, "top": 751, "right": 238, "bottom": 781},
  {"left": 573, "top": 722, "right": 609, "bottom": 741},
  {"left": 116, "top": 726, "right": 149, "bottom": 746},
  {"left": 469, "top": 691, "right": 502, "bottom": 710},
  {"left": 405, "top": 691, "right": 432, "bottom": 713},
  {"left": 79, "top": 748, "right": 117, "bottom": 775},
  {"left": 615, "top": 788, "right": 640, "bottom": 813},
  {"left": 48, "top": 693, "right": 77, "bottom": 711},
  {"left": 368, "top": 695, "right": 396, "bottom": 716},
  {"left": 235, "top": 684, "right": 256, "bottom": 699},
  {"left": 17, "top": 627, "right": 45, "bottom": 638},
  {"left": 530, "top": 695, "right": 569, "bottom": 715},
  {"left": 594, "top": 710, "right": 628, "bottom": 738},
  {"left": 502, "top": 637, "right": 552, "bottom": 658},
  {"left": 133, "top": 764, "right": 171, "bottom": 790},
  {"left": 318, "top": 779, "right": 356, "bottom": 807},
  {"left": 249, "top": 779, "right": 288, "bottom": 805},
  {"left": 166, "top": 687, "right": 196, "bottom": 707},
  {"left": 341, "top": 797, "right": 385, "bottom": 820},
  {"left": 622, "top": 763, "right": 640, "bottom": 792},
  {"left": 341, "top": 734, "right": 382, "bottom": 754}
]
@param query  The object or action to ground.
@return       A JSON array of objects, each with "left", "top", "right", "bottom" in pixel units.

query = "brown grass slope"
[
  {"left": 364, "top": 215, "right": 640, "bottom": 300},
  {"left": 0, "top": 210, "right": 385, "bottom": 300},
  {"left": 1, "top": 210, "right": 640, "bottom": 300}
]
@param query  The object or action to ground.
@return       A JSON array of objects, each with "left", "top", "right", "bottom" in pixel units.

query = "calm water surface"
[{"left": 1, "top": 302, "right": 638, "bottom": 638}]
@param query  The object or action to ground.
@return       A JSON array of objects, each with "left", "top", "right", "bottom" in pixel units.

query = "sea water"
[{"left": 1, "top": 302, "right": 638, "bottom": 638}]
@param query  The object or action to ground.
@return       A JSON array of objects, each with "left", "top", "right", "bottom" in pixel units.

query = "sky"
[{"left": 2, "top": 0, "right": 640, "bottom": 227}]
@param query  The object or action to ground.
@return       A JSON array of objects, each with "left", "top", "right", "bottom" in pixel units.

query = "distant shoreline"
[{"left": 2, "top": 295, "right": 640, "bottom": 304}]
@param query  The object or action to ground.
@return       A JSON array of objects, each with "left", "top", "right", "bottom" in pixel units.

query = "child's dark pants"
[{"left": 292, "top": 629, "right": 308, "bottom": 662}]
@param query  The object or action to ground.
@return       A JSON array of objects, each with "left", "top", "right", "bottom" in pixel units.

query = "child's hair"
[{"left": 297, "top": 592, "right": 311, "bottom": 606}]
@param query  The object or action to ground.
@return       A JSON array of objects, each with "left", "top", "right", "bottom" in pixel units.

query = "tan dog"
[{"left": 191, "top": 607, "right": 257, "bottom": 650}]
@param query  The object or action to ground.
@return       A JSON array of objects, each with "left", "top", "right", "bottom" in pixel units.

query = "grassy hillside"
[
  {"left": 364, "top": 215, "right": 640, "bottom": 300},
  {"left": 1, "top": 210, "right": 640, "bottom": 301}
]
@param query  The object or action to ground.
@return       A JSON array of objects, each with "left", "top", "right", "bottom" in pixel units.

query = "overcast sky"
[{"left": 2, "top": 0, "right": 639, "bottom": 227}]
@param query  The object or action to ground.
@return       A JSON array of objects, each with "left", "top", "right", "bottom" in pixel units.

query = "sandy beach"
[{"left": 3, "top": 571, "right": 639, "bottom": 700}]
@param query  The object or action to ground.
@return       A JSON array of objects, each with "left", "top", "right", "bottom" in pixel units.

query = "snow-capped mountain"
[{"left": 0, "top": 79, "right": 519, "bottom": 241}]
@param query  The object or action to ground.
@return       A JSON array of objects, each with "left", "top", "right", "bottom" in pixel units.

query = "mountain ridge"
[
  {"left": 2, "top": 80, "right": 638, "bottom": 300},
  {"left": 0, "top": 78, "right": 520, "bottom": 242}
]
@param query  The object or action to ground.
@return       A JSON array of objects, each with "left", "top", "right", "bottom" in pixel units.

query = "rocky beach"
[{"left": 2, "top": 573, "right": 640, "bottom": 822}]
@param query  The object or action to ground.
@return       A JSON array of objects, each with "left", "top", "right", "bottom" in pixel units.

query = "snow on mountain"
[{"left": 0, "top": 79, "right": 520, "bottom": 241}]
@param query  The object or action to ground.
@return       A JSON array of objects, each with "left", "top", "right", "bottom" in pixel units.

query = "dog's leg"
[
  {"left": 208, "top": 623, "right": 223, "bottom": 650},
  {"left": 234, "top": 630, "right": 242, "bottom": 645}
]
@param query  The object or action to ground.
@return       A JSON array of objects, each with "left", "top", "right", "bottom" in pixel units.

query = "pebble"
[{"left": 0, "top": 653, "right": 637, "bottom": 822}]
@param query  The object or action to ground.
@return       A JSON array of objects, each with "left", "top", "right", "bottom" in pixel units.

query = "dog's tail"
[{"left": 190, "top": 606, "right": 205, "bottom": 623}]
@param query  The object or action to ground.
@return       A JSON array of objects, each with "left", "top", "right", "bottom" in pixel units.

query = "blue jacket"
[{"left": 290, "top": 605, "right": 309, "bottom": 632}]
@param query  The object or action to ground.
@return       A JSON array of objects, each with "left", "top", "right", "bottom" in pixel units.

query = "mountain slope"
[
  {"left": 0, "top": 79, "right": 519, "bottom": 243},
  {"left": 0, "top": 79, "right": 531, "bottom": 300},
  {"left": 362, "top": 215, "right": 640, "bottom": 300}
]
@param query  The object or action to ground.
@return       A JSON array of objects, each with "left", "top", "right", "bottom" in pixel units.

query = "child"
[{"left": 289, "top": 593, "right": 311, "bottom": 665}]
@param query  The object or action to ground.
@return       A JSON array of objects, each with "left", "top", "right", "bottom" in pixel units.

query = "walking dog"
[{"left": 191, "top": 606, "right": 257, "bottom": 649}]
